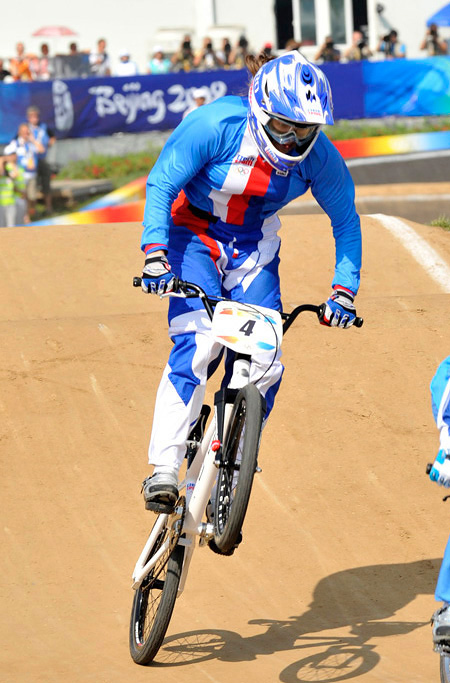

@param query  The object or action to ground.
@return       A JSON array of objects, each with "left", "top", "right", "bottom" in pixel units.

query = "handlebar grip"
[
  {"left": 317, "top": 303, "right": 363, "bottom": 328},
  {"left": 133, "top": 275, "right": 186, "bottom": 292},
  {"left": 426, "top": 463, "right": 433, "bottom": 475}
]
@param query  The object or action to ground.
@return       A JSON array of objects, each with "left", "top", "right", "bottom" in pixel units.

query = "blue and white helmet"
[{"left": 248, "top": 51, "right": 334, "bottom": 174}]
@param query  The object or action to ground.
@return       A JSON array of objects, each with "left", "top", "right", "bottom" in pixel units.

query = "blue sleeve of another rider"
[
  {"left": 141, "top": 109, "right": 221, "bottom": 252},
  {"left": 307, "top": 135, "right": 362, "bottom": 295},
  {"left": 431, "top": 356, "right": 450, "bottom": 426}
]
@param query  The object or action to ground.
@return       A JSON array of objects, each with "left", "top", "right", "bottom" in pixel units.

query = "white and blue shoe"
[
  {"left": 142, "top": 469, "right": 178, "bottom": 513},
  {"left": 432, "top": 603, "right": 450, "bottom": 649}
]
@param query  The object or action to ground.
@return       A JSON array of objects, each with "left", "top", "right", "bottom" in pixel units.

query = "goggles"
[{"left": 264, "top": 115, "right": 319, "bottom": 145}]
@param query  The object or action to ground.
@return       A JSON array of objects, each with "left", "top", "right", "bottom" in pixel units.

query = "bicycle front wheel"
[
  {"left": 214, "top": 383, "right": 264, "bottom": 554},
  {"left": 441, "top": 653, "right": 450, "bottom": 682},
  {"left": 129, "top": 540, "right": 184, "bottom": 665}
]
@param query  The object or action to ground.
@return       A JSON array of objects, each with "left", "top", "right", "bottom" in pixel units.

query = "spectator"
[
  {"left": 26, "top": 106, "right": 56, "bottom": 215},
  {"left": 115, "top": 49, "right": 139, "bottom": 76},
  {"left": 9, "top": 42, "right": 33, "bottom": 81},
  {"left": 420, "top": 23, "right": 448, "bottom": 56},
  {"left": 3, "top": 123, "right": 42, "bottom": 222},
  {"left": 60, "top": 43, "right": 91, "bottom": 79},
  {"left": 216, "top": 37, "right": 233, "bottom": 67},
  {"left": 284, "top": 38, "right": 303, "bottom": 52},
  {"left": 171, "top": 34, "right": 196, "bottom": 72},
  {"left": 314, "top": 36, "right": 341, "bottom": 62},
  {"left": 89, "top": 38, "right": 111, "bottom": 76},
  {"left": 0, "top": 155, "right": 17, "bottom": 227},
  {"left": 0, "top": 58, "right": 12, "bottom": 82},
  {"left": 148, "top": 46, "right": 171, "bottom": 74},
  {"left": 194, "top": 37, "right": 224, "bottom": 70},
  {"left": 182, "top": 86, "right": 209, "bottom": 119},
  {"left": 229, "top": 34, "right": 251, "bottom": 69},
  {"left": 0, "top": 154, "right": 26, "bottom": 227},
  {"left": 262, "top": 42, "right": 274, "bottom": 58},
  {"left": 12, "top": 161, "right": 27, "bottom": 226},
  {"left": 377, "top": 30, "right": 406, "bottom": 59},
  {"left": 343, "top": 30, "right": 373, "bottom": 61},
  {"left": 30, "top": 43, "right": 54, "bottom": 81}
]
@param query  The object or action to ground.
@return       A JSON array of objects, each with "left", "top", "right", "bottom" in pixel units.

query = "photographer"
[
  {"left": 377, "top": 30, "right": 406, "bottom": 59},
  {"left": 229, "top": 34, "right": 251, "bottom": 69},
  {"left": 343, "top": 30, "right": 372, "bottom": 61},
  {"left": 420, "top": 23, "right": 448, "bottom": 56},
  {"left": 171, "top": 35, "right": 196, "bottom": 72},
  {"left": 314, "top": 36, "right": 341, "bottom": 63},
  {"left": 194, "top": 37, "right": 224, "bottom": 70}
]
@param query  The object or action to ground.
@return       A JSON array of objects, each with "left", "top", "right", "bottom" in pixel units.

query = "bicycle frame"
[{"left": 132, "top": 365, "right": 244, "bottom": 594}]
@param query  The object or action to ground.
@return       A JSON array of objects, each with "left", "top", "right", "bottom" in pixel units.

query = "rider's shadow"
[{"left": 157, "top": 558, "right": 440, "bottom": 678}]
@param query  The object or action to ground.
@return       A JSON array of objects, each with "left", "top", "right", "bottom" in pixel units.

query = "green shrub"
[
  {"left": 430, "top": 216, "right": 450, "bottom": 230},
  {"left": 56, "top": 149, "right": 160, "bottom": 186}
]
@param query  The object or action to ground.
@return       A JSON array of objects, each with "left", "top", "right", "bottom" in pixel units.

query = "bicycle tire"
[
  {"left": 213, "top": 383, "right": 264, "bottom": 553},
  {"left": 129, "top": 541, "right": 184, "bottom": 665}
]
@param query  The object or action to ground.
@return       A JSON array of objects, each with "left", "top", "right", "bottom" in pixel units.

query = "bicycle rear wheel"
[
  {"left": 129, "top": 536, "right": 184, "bottom": 665},
  {"left": 213, "top": 383, "right": 264, "bottom": 554}
]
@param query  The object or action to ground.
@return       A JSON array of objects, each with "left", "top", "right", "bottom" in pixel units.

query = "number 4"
[{"left": 239, "top": 320, "right": 256, "bottom": 336}]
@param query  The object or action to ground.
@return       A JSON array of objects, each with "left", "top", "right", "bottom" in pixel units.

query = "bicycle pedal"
[{"left": 145, "top": 501, "right": 176, "bottom": 515}]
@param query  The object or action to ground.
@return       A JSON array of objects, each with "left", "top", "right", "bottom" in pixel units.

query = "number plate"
[{"left": 211, "top": 300, "right": 283, "bottom": 355}]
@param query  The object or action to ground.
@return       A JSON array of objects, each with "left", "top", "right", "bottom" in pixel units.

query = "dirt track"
[{"left": 1, "top": 186, "right": 450, "bottom": 682}]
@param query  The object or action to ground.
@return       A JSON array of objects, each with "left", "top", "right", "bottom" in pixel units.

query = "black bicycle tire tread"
[
  {"left": 214, "top": 384, "right": 263, "bottom": 553},
  {"left": 129, "top": 543, "right": 184, "bottom": 665}
]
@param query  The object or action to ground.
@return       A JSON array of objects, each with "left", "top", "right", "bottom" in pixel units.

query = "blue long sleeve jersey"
[
  {"left": 431, "top": 356, "right": 450, "bottom": 451},
  {"left": 142, "top": 95, "right": 362, "bottom": 294}
]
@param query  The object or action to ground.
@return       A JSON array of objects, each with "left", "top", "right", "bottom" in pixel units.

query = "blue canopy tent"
[{"left": 427, "top": 2, "right": 450, "bottom": 26}]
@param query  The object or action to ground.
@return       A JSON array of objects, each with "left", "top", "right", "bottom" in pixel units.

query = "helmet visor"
[{"left": 264, "top": 116, "right": 319, "bottom": 146}]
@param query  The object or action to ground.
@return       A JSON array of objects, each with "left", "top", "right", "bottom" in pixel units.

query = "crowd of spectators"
[
  {"left": 0, "top": 34, "right": 256, "bottom": 82},
  {"left": 0, "top": 26, "right": 448, "bottom": 85}
]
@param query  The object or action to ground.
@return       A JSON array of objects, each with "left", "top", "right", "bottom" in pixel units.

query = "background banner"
[{"left": 0, "top": 58, "right": 448, "bottom": 145}]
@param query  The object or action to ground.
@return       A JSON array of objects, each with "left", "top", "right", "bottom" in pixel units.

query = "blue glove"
[
  {"left": 321, "top": 287, "right": 356, "bottom": 329},
  {"left": 430, "top": 449, "right": 450, "bottom": 486},
  {"left": 141, "top": 255, "right": 175, "bottom": 295}
]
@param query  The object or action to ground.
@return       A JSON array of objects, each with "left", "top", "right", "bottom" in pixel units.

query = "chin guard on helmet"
[{"left": 248, "top": 51, "right": 334, "bottom": 175}]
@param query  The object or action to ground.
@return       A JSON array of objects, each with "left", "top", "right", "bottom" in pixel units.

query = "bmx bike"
[{"left": 129, "top": 278, "right": 363, "bottom": 665}]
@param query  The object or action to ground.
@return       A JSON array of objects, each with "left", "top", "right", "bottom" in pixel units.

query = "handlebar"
[{"left": 133, "top": 276, "right": 364, "bottom": 331}]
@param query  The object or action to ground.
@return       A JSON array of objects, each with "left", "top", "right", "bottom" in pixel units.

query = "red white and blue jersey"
[{"left": 142, "top": 95, "right": 361, "bottom": 294}]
